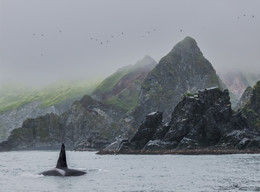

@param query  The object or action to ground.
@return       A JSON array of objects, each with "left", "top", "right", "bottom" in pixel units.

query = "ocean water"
[{"left": 0, "top": 151, "right": 259, "bottom": 192}]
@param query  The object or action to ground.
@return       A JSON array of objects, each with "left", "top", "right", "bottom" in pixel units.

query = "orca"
[{"left": 40, "top": 143, "right": 86, "bottom": 176}]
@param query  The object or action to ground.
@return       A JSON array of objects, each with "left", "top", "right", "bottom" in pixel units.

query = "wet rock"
[
  {"left": 109, "top": 87, "right": 260, "bottom": 154},
  {"left": 117, "top": 112, "right": 163, "bottom": 153}
]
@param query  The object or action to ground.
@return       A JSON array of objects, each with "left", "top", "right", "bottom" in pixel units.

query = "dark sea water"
[{"left": 0, "top": 151, "right": 259, "bottom": 192}]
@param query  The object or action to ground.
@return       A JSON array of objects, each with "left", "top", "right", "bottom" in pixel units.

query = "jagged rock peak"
[
  {"left": 174, "top": 36, "right": 199, "bottom": 49},
  {"left": 168, "top": 36, "right": 202, "bottom": 58},
  {"left": 132, "top": 36, "right": 222, "bottom": 126}
]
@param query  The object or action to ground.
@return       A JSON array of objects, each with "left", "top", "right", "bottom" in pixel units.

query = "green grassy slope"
[
  {"left": 94, "top": 66, "right": 133, "bottom": 95},
  {"left": 92, "top": 56, "right": 157, "bottom": 111},
  {"left": 0, "top": 78, "right": 102, "bottom": 114}
]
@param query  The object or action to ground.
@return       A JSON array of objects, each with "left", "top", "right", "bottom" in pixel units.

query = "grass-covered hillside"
[
  {"left": 92, "top": 56, "right": 157, "bottom": 111},
  {"left": 0, "top": 79, "right": 102, "bottom": 114}
]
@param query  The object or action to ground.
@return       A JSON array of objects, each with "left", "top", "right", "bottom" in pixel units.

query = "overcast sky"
[{"left": 0, "top": 0, "right": 259, "bottom": 86}]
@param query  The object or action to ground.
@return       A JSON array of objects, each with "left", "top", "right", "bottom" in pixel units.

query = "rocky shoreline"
[
  {"left": 98, "top": 86, "right": 260, "bottom": 155},
  {"left": 97, "top": 148, "right": 260, "bottom": 155}
]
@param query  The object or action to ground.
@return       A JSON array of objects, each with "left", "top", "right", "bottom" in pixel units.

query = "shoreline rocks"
[{"left": 99, "top": 87, "right": 260, "bottom": 155}]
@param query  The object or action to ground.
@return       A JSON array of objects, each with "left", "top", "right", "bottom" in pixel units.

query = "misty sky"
[{"left": 0, "top": 0, "right": 259, "bottom": 86}]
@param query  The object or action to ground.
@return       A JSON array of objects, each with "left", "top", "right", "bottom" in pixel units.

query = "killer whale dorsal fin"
[{"left": 56, "top": 143, "right": 68, "bottom": 168}]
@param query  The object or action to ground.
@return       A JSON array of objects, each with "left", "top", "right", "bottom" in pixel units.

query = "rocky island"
[{"left": 99, "top": 83, "right": 260, "bottom": 154}]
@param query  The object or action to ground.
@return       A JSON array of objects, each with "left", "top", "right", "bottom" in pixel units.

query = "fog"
[{"left": 0, "top": 0, "right": 259, "bottom": 86}]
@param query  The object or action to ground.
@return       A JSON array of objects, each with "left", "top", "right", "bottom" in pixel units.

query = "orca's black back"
[{"left": 56, "top": 143, "right": 68, "bottom": 168}]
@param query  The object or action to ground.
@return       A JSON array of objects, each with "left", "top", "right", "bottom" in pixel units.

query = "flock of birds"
[
  {"left": 31, "top": 12, "right": 256, "bottom": 57},
  {"left": 32, "top": 28, "right": 164, "bottom": 56},
  {"left": 237, "top": 14, "right": 255, "bottom": 19},
  {"left": 89, "top": 28, "right": 162, "bottom": 46}
]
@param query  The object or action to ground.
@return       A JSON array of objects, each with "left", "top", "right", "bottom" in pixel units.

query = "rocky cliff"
[
  {"left": 242, "top": 81, "right": 260, "bottom": 131},
  {"left": 131, "top": 37, "right": 225, "bottom": 128},
  {"left": 92, "top": 56, "right": 156, "bottom": 111},
  {"left": 99, "top": 87, "right": 260, "bottom": 154},
  {"left": 0, "top": 80, "right": 100, "bottom": 142},
  {"left": 0, "top": 95, "right": 125, "bottom": 151},
  {"left": 0, "top": 100, "right": 77, "bottom": 143}
]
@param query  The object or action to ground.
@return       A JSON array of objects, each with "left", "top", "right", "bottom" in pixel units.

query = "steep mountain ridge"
[
  {"left": 92, "top": 56, "right": 157, "bottom": 111},
  {"left": 132, "top": 37, "right": 225, "bottom": 126}
]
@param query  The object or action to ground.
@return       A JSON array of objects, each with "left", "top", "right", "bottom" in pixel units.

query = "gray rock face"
[
  {"left": 118, "top": 112, "right": 163, "bottom": 154},
  {"left": 0, "top": 95, "right": 125, "bottom": 151},
  {"left": 235, "top": 86, "right": 253, "bottom": 111},
  {"left": 131, "top": 37, "right": 225, "bottom": 128},
  {"left": 0, "top": 100, "right": 75, "bottom": 142},
  {"left": 242, "top": 81, "right": 260, "bottom": 131},
  {"left": 104, "top": 87, "right": 260, "bottom": 154}
]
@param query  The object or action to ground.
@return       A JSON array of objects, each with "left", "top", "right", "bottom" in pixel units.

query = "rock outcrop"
[
  {"left": 100, "top": 87, "right": 260, "bottom": 154},
  {"left": 0, "top": 100, "right": 76, "bottom": 143},
  {"left": 242, "top": 81, "right": 260, "bottom": 131},
  {"left": 0, "top": 95, "right": 125, "bottom": 151},
  {"left": 131, "top": 37, "right": 225, "bottom": 128}
]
